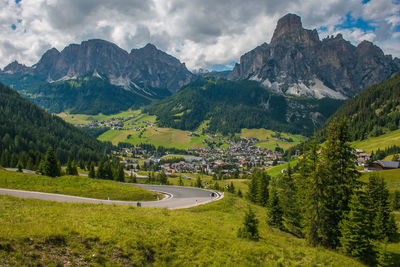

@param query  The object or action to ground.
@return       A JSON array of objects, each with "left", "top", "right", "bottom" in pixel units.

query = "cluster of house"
[
  {"left": 75, "top": 117, "right": 154, "bottom": 131},
  {"left": 353, "top": 149, "right": 399, "bottom": 171},
  {"left": 114, "top": 137, "right": 287, "bottom": 175}
]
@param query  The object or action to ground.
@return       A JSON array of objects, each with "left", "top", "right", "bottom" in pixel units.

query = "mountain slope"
[
  {"left": 145, "top": 78, "right": 344, "bottom": 136},
  {"left": 229, "top": 14, "right": 400, "bottom": 99},
  {"left": 0, "top": 82, "right": 108, "bottom": 163},
  {"left": 327, "top": 72, "right": 400, "bottom": 140},
  {"left": 0, "top": 39, "right": 195, "bottom": 114},
  {"left": 26, "top": 75, "right": 152, "bottom": 115}
]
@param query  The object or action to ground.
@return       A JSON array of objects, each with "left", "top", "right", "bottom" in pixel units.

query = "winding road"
[{"left": 0, "top": 184, "right": 222, "bottom": 209}]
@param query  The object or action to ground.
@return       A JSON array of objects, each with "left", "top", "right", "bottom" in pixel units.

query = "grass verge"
[{"left": 0, "top": 169, "right": 160, "bottom": 201}]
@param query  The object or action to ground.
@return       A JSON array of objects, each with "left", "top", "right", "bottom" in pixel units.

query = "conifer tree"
[
  {"left": 278, "top": 164, "right": 302, "bottom": 236},
  {"left": 256, "top": 172, "right": 270, "bottom": 206},
  {"left": 228, "top": 182, "right": 235, "bottom": 193},
  {"left": 71, "top": 161, "right": 78, "bottom": 175},
  {"left": 88, "top": 162, "right": 96, "bottom": 178},
  {"left": 10, "top": 153, "right": 18, "bottom": 168},
  {"left": 247, "top": 171, "right": 259, "bottom": 203},
  {"left": 26, "top": 157, "right": 34, "bottom": 171},
  {"left": 196, "top": 176, "right": 202, "bottom": 188},
  {"left": 114, "top": 165, "right": 125, "bottom": 182},
  {"left": 237, "top": 207, "right": 259, "bottom": 241},
  {"left": 266, "top": 185, "right": 283, "bottom": 229},
  {"left": 96, "top": 161, "right": 106, "bottom": 179},
  {"left": 42, "top": 147, "right": 60, "bottom": 177},
  {"left": 16, "top": 160, "right": 23, "bottom": 172},
  {"left": 178, "top": 175, "right": 184, "bottom": 186},
  {"left": 66, "top": 158, "right": 73, "bottom": 175},
  {"left": 318, "top": 118, "right": 359, "bottom": 248},
  {"left": 339, "top": 191, "right": 374, "bottom": 263},
  {"left": 301, "top": 135, "right": 324, "bottom": 246},
  {"left": 366, "top": 174, "right": 398, "bottom": 241}
]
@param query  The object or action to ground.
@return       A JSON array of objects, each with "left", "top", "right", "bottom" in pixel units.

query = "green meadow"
[
  {"left": 0, "top": 194, "right": 363, "bottom": 266},
  {"left": 0, "top": 169, "right": 160, "bottom": 201},
  {"left": 239, "top": 128, "right": 307, "bottom": 150},
  {"left": 353, "top": 128, "right": 400, "bottom": 153}
]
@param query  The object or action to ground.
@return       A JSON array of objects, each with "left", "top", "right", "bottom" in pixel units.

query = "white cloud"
[{"left": 0, "top": 0, "right": 399, "bottom": 71}]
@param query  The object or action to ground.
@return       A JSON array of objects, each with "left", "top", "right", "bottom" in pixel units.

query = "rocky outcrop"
[
  {"left": 3, "top": 60, "right": 29, "bottom": 74},
  {"left": 4, "top": 39, "right": 195, "bottom": 94},
  {"left": 230, "top": 13, "right": 400, "bottom": 99}
]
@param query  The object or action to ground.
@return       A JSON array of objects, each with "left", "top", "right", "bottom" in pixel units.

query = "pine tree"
[
  {"left": 16, "top": 160, "right": 24, "bottom": 172},
  {"left": 266, "top": 186, "right": 283, "bottom": 229},
  {"left": 10, "top": 153, "right": 18, "bottom": 168},
  {"left": 339, "top": 191, "right": 374, "bottom": 263},
  {"left": 26, "top": 157, "right": 34, "bottom": 171},
  {"left": 318, "top": 118, "right": 360, "bottom": 248},
  {"left": 178, "top": 175, "right": 184, "bottom": 186},
  {"left": 66, "top": 158, "right": 73, "bottom": 175},
  {"left": 71, "top": 161, "right": 78, "bottom": 175},
  {"left": 278, "top": 164, "right": 302, "bottom": 236},
  {"left": 256, "top": 172, "right": 270, "bottom": 206},
  {"left": 88, "top": 162, "right": 96, "bottom": 178},
  {"left": 366, "top": 173, "right": 397, "bottom": 241},
  {"left": 301, "top": 135, "right": 324, "bottom": 246},
  {"left": 0, "top": 150, "right": 10, "bottom": 167},
  {"left": 114, "top": 165, "right": 125, "bottom": 182},
  {"left": 247, "top": 171, "right": 259, "bottom": 203},
  {"left": 237, "top": 207, "right": 259, "bottom": 241},
  {"left": 196, "top": 176, "right": 202, "bottom": 188},
  {"left": 42, "top": 147, "right": 60, "bottom": 177},
  {"left": 96, "top": 161, "right": 106, "bottom": 179},
  {"left": 228, "top": 182, "right": 235, "bottom": 193}
]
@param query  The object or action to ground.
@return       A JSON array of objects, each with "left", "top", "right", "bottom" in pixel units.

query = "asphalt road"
[{"left": 0, "top": 184, "right": 222, "bottom": 209}]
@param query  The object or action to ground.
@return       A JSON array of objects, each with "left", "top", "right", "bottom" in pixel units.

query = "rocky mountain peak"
[
  {"left": 270, "top": 13, "right": 319, "bottom": 46},
  {"left": 230, "top": 13, "right": 400, "bottom": 99},
  {"left": 3, "top": 60, "right": 28, "bottom": 74}
]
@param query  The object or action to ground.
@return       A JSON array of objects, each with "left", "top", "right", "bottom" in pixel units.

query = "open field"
[
  {"left": 0, "top": 169, "right": 160, "bottom": 201},
  {"left": 0, "top": 194, "right": 363, "bottom": 266},
  {"left": 353, "top": 129, "right": 400, "bottom": 153},
  {"left": 99, "top": 126, "right": 210, "bottom": 149},
  {"left": 361, "top": 169, "right": 400, "bottom": 192},
  {"left": 57, "top": 109, "right": 142, "bottom": 125},
  {"left": 239, "top": 128, "right": 307, "bottom": 150}
]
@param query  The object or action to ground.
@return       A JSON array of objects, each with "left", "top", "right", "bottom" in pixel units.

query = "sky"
[{"left": 1, "top": 0, "right": 400, "bottom": 71}]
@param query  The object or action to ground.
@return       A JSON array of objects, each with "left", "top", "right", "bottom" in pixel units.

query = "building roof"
[{"left": 377, "top": 160, "right": 399, "bottom": 169}]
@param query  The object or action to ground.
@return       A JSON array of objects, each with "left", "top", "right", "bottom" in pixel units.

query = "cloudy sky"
[{"left": 1, "top": 0, "right": 400, "bottom": 71}]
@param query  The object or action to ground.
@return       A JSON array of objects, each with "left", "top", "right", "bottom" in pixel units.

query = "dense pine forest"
[
  {"left": 0, "top": 82, "right": 110, "bottom": 165},
  {"left": 327, "top": 72, "right": 400, "bottom": 140},
  {"left": 145, "top": 78, "right": 344, "bottom": 136}
]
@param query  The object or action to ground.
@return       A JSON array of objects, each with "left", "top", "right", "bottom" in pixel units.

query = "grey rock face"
[
  {"left": 5, "top": 39, "right": 195, "bottom": 94},
  {"left": 230, "top": 13, "right": 400, "bottom": 99}
]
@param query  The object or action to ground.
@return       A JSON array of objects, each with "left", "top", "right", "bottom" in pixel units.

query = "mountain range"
[{"left": 0, "top": 13, "right": 399, "bottom": 134}]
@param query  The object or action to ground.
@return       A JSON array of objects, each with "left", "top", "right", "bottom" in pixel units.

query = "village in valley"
[{"left": 67, "top": 112, "right": 400, "bottom": 178}]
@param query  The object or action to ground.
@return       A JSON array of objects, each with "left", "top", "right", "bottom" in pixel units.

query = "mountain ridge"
[
  {"left": 1, "top": 39, "right": 195, "bottom": 95},
  {"left": 229, "top": 13, "right": 400, "bottom": 100}
]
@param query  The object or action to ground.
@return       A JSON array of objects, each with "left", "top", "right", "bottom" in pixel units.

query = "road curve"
[{"left": 0, "top": 184, "right": 223, "bottom": 209}]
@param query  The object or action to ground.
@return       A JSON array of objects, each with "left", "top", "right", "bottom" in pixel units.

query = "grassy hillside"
[
  {"left": 240, "top": 128, "right": 307, "bottom": 150},
  {"left": 0, "top": 194, "right": 362, "bottom": 266},
  {"left": 361, "top": 169, "right": 400, "bottom": 192},
  {"left": 353, "top": 128, "right": 400, "bottom": 153},
  {"left": 0, "top": 169, "right": 160, "bottom": 201}
]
